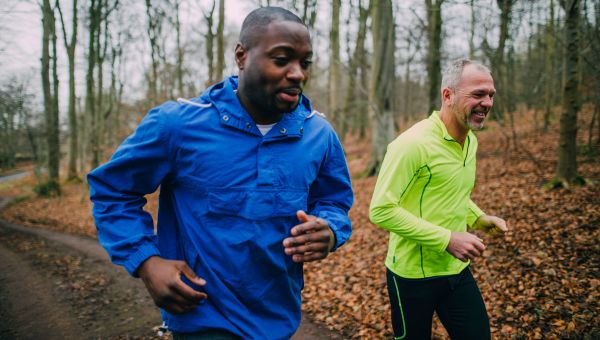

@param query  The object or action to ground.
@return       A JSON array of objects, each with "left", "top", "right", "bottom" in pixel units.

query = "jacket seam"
[{"left": 418, "top": 165, "right": 432, "bottom": 277}]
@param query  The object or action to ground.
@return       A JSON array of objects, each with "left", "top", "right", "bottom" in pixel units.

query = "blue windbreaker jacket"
[{"left": 88, "top": 76, "right": 353, "bottom": 339}]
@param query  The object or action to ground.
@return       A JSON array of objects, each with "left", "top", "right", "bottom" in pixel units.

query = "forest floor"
[{"left": 1, "top": 106, "right": 599, "bottom": 339}]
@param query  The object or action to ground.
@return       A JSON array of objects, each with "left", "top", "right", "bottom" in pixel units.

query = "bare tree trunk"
[
  {"left": 356, "top": 1, "right": 370, "bottom": 139},
  {"left": 204, "top": 1, "right": 216, "bottom": 86},
  {"left": 57, "top": 0, "right": 78, "bottom": 180},
  {"left": 493, "top": 0, "right": 515, "bottom": 123},
  {"left": 145, "top": 0, "right": 161, "bottom": 106},
  {"left": 96, "top": 2, "right": 109, "bottom": 164},
  {"left": 425, "top": 0, "right": 443, "bottom": 115},
  {"left": 469, "top": 0, "right": 476, "bottom": 59},
  {"left": 174, "top": 0, "right": 184, "bottom": 96},
  {"left": 215, "top": 0, "right": 225, "bottom": 82},
  {"left": 553, "top": 0, "right": 582, "bottom": 186},
  {"left": 86, "top": 0, "right": 99, "bottom": 168},
  {"left": 50, "top": 2, "right": 60, "bottom": 183},
  {"left": 543, "top": 0, "right": 555, "bottom": 133},
  {"left": 328, "top": 0, "right": 341, "bottom": 134},
  {"left": 41, "top": 0, "right": 60, "bottom": 193},
  {"left": 365, "top": 0, "right": 396, "bottom": 176},
  {"left": 344, "top": 0, "right": 369, "bottom": 139}
]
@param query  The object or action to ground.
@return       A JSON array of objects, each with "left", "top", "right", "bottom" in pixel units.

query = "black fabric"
[
  {"left": 386, "top": 267, "right": 490, "bottom": 340},
  {"left": 171, "top": 329, "right": 241, "bottom": 340}
]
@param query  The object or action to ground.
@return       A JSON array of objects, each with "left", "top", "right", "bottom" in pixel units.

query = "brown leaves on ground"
[{"left": 1, "top": 108, "right": 599, "bottom": 339}]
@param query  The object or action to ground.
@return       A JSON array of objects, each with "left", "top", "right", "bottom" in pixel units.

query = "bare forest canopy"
[{"left": 0, "top": 0, "right": 599, "bottom": 188}]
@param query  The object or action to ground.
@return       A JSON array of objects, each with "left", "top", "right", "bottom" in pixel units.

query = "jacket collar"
[
  {"left": 429, "top": 110, "right": 474, "bottom": 143},
  {"left": 201, "top": 76, "right": 312, "bottom": 139}
]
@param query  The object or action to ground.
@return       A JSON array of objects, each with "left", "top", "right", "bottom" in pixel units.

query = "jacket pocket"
[{"left": 208, "top": 190, "right": 307, "bottom": 221}]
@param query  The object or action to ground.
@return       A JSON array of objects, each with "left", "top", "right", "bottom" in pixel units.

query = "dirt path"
[{"left": 0, "top": 197, "right": 342, "bottom": 339}]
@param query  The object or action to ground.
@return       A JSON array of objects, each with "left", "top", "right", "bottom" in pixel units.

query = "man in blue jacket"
[{"left": 88, "top": 7, "right": 353, "bottom": 340}]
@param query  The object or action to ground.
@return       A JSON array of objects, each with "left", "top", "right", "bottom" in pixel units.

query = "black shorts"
[{"left": 386, "top": 267, "right": 490, "bottom": 340}]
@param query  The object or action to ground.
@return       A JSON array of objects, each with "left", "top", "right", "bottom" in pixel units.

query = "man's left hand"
[
  {"left": 283, "top": 210, "right": 335, "bottom": 263},
  {"left": 475, "top": 215, "right": 508, "bottom": 235}
]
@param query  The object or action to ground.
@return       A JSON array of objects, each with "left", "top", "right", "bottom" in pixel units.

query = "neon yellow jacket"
[{"left": 369, "top": 111, "right": 484, "bottom": 278}]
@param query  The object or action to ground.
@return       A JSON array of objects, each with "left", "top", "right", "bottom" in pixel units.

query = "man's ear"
[
  {"left": 235, "top": 43, "right": 247, "bottom": 70},
  {"left": 441, "top": 87, "right": 453, "bottom": 106}
]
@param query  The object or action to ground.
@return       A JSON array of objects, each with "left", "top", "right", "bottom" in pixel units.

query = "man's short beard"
[{"left": 467, "top": 117, "right": 485, "bottom": 131}]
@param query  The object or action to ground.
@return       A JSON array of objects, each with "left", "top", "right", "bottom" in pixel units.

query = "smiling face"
[
  {"left": 448, "top": 64, "right": 496, "bottom": 132},
  {"left": 235, "top": 20, "right": 313, "bottom": 124}
]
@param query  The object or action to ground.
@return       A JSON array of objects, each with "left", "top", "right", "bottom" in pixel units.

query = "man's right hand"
[
  {"left": 446, "top": 232, "right": 486, "bottom": 262},
  {"left": 137, "top": 256, "right": 208, "bottom": 314}
]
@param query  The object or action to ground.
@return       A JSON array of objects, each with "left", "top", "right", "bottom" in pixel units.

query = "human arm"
[
  {"left": 137, "top": 256, "right": 207, "bottom": 314},
  {"left": 473, "top": 214, "right": 508, "bottom": 234},
  {"left": 88, "top": 105, "right": 206, "bottom": 312},
  {"left": 283, "top": 129, "right": 353, "bottom": 262},
  {"left": 283, "top": 210, "right": 335, "bottom": 262},
  {"left": 369, "top": 139, "right": 452, "bottom": 253},
  {"left": 446, "top": 214, "right": 507, "bottom": 262}
]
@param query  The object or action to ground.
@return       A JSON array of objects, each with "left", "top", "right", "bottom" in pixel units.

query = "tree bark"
[
  {"left": 365, "top": 0, "right": 396, "bottom": 176},
  {"left": 425, "top": 0, "right": 443, "bottom": 115},
  {"left": 57, "top": 0, "right": 78, "bottom": 180},
  {"left": 41, "top": 0, "right": 60, "bottom": 192},
  {"left": 174, "top": 0, "right": 184, "bottom": 96},
  {"left": 215, "top": 0, "right": 225, "bottom": 82},
  {"left": 344, "top": 0, "right": 369, "bottom": 139},
  {"left": 543, "top": 0, "right": 555, "bottom": 133},
  {"left": 554, "top": 0, "right": 581, "bottom": 186},
  {"left": 328, "top": 0, "right": 341, "bottom": 134},
  {"left": 204, "top": 1, "right": 216, "bottom": 86},
  {"left": 469, "top": 0, "right": 476, "bottom": 59},
  {"left": 493, "top": 0, "right": 515, "bottom": 123},
  {"left": 85, "top": 0, "right": 99, "bottom": 168},
  {"left": 145, "top": 0, "right": 161, "bottom": 106}
]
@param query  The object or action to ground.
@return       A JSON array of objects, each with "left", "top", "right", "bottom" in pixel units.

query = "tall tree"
[
  {"left": 344, "top": 0, "right": 370, "bottom": 139},
  {"left": 41, "top": 0, "right": 60, "bottom": 192},
  {"left": 365, "top": 0, "right": 396, "bottom": 176},
  {"left": 204, "top": 0, "right": 216, "bottom": 85},
  {"left": 57, "top": 0, "right": 78, "bottom": 180},
  {"left": 328, "top": 0, "right": 341, "bottom": 134},
  {"left": 552, "top": 0, "right": 582, "bottom": 187},
  {"left": 145, "top": 0, "right": 164, "bottom": 106},
  {"left": 301, "top": 0, "right": 318, "bottom": 29},
  {"left": 543, "top": 0, "right": 555, "bottom": 132},
  {"left": 492, "top": 0, "right": 516, "bottom": 122},
  {"left": 425, "top": 0, "right": 443, "bottom": 115},
  {"left": 469, "top": 0, "right": 476, "bottom": 59},
  {"left": 173, "top": 0, "right": 184, "bottom": 96},
  {"left": 85, "top": 0, "right": 100, "bottom": 168},
  {"left": 215, "top": 0, "right": 225, "bottom": 82}
]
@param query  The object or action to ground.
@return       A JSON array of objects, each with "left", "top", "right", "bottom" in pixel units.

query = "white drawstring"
[
  {"left": 307, "top": 110, "right": 325, "bottom": 118},
  {"left": 177, "top": 98, "right": 212, "bottom": 108}
]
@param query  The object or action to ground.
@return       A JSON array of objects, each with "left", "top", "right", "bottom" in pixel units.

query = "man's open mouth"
[{"left": 278, "top": 88, "right": 302, "bottom": 103}]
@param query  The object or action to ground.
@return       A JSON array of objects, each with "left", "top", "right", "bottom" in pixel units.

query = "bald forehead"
[{"left": 239, "top": 7, "right": 307, "bottom": 49}]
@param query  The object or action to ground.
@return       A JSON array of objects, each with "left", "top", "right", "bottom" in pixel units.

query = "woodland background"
[{"left": 0, "top": 0, "right": 598, "bottom": 338}]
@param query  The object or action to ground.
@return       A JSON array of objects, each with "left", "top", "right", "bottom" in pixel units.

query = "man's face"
[
  {"left": 450, "top": 65, "right": 495, "bottom": 131},
  {"left": 236, "top": 20, "right": 312, "bottom": 117}
]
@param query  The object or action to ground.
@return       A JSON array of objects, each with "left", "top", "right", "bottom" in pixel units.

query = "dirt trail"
[{"left": 0, "top": 197, "right": 341, "bottom": 339}]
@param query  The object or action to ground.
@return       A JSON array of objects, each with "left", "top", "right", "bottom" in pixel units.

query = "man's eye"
[
  {"left": 273, "top": 57, "right": 289, "bottom": 65},
  {"left": 301, "top": 60, "right": 313, "bottom": 69}
]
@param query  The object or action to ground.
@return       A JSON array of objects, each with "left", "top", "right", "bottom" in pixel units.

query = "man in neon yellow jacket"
[{"left": 370, "top": 59, "right": 508, "bottom": 340}]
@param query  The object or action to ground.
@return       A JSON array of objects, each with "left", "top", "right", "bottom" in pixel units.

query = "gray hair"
[{"left": 441, "top": 59, "right": 491, "bottom": 91}]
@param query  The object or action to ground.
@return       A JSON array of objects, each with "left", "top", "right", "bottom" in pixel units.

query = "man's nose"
[
  {"left": 481, "top": 95, "right": 493, "bottom": 108},
  {"left": 287, "top": 62, "right": 306, "bottom": 82}
]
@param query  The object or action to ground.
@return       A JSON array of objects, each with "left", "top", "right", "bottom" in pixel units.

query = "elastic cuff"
[
  {"left": 124, "top": 243, "right": 161, "bottom": 277},
  {"left": 437, "top": 229, "right": 452, "bottom": 253},
  {"left": 324, "top": 219, "right": 342, "bottom": 252}
]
